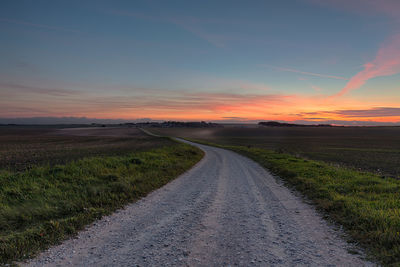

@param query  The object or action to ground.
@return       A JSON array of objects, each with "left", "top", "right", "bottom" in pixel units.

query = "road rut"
[{"left": 26, "top": 139, "right": 371, "bottom": 266}]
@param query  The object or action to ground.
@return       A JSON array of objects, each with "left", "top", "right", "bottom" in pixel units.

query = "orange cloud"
[
  {"left": 2, "top": 79, "right": 399, "bottom": 124},
  {"left": 335, "top": 34, "right": 400, "bottom": 96}
]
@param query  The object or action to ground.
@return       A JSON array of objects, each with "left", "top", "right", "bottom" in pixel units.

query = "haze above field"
[{"left": 1, "top": 0, "right": 400, "bottom": 125}]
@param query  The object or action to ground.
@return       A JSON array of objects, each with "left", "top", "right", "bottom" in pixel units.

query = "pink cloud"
[
  {"left": 3, "top": 76, "right": 399, "bottom": 122},
  {"left": 335, "top": 34, "right": 400, "bottom": 96}
]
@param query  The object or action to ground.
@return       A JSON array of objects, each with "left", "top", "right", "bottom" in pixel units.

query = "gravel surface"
[{"left": 25, "top": 139, "right": 373, "bottom": 266}]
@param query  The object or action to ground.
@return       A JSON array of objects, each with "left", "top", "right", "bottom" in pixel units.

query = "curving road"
[{"left": 26, "top": 139, "right": 371, "bottom": 266}]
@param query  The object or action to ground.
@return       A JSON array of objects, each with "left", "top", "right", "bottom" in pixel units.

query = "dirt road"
[{"left": 26, "top": 139, "right": 371, "bottom": 266}]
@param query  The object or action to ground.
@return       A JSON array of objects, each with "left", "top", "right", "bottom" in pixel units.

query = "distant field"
[
  {"left": 0, "top": 126, "right": 175, "bottom": 171},
  {"left": 0, "top": 126, "right": 203, "bottom": 264},
  {"left": 152, "top": 126, "right": 400, "bottom": 178}
]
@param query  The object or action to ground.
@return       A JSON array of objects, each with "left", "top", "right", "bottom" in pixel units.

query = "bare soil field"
[
  {"left": 0, "top": 126, "right": 175, "bottom": 171},
  {"left": 0, "top": 126, "right": 202, "bottom": 264},
  {"left": 153, "top": 126, "right": 400, "bottom": 178}
]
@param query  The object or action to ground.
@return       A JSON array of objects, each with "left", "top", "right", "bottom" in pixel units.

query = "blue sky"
[{"left": 1, "top": 0, "right": 400, "bottom": 124}]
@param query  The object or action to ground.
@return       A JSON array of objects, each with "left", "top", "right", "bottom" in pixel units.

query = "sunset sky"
[{"left": 1, "top": 0, "right": 400, "bottom": 125}]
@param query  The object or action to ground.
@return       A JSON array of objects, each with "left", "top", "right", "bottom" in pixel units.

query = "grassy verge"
[
  {"left": 151, "top": 126, "right": 400, "bottom": 178},
  {"left": 0, "top": 126, "right": 175, "bottom": 172},
  {"left": 189, "top": 139, "right": 400, "bottom": 265},
  {"left": 0, "top": 141, "right": 203, "bottom": 264}
]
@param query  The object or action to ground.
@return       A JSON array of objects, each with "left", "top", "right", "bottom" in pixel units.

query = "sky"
[{"left": 1, "top": 0, "right": 400, "bottom": 125}]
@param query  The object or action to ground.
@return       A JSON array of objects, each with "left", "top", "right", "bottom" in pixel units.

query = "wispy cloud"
[
  {"left": 0, "top": 18, "right": 80, "bottom": 33},
  {"left": 293, "top": 119, "right": 400, "bottom": 126},
  {"left": 307, "top": 0, "right": 400, "bottom": 20},
  {"left": 108, "top": 10, "right": 227, "bottom": 47},
  {"left": 333, "top": 107, "right": 400, "bottom": 117},
  {"left": 307, "top": 1, "right": 400, "bottom": 97},
  {"left": 2, "top": 77, "right": 399, "bottom": 123},
  {"left": 222, "top": 116, "right": 247, "bottom": 119},
  {"left": 239, "top": 82, "right": 270, "bottom": 91},
  {"left": 311, "top": 85, "right": 322, "bottom": 92},
  {"left": 169, "top": 18, "right": 226, "bottom": 47},
  {"left": 299, "top": 107, "right": 400, "bottom": 118},
  {"left": 335, "top": 34, "right": 400, "bottom": 96},
  {"left": 0, "top": 82, "right": 80, "bottom": 96},
  {"left": 263, "top": 65, "right": 348, "bottom": 80}
]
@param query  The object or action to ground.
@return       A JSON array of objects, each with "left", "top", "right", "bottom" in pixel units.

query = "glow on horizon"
[
  {"left": 3, "top": 85, "right": 399, "bottom": 123},
  {"left": 0, "top": 0, "right": 399, "bottom": 125}
]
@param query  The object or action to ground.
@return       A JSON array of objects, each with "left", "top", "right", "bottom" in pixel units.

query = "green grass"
[
  {"left": 188, "top": 139, "right": 400, "bottom": 265},
  {"left": 0, "top": 141, "right": 203, "bottom": 264},
  {"left": 0, "top": 126, "right": 175, "bottom": 172},
  {"left": 152, "top": 126, "right": 400, "bottom": 178}
]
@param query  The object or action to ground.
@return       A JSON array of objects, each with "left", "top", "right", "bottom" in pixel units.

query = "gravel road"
[{"left": 25, "top": 139, "right": 372, "bottom": 266}]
